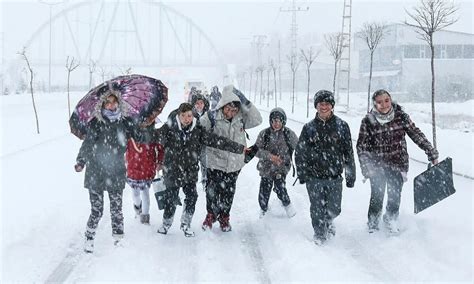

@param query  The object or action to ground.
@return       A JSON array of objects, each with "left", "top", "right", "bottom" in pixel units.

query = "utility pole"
[
  {"left": 280, "top": 0, "right": 309, "bottom": 58},
  {"left": 39, "top": 0, "right": 63, "bottom": 93},
  {"left": 337, "top": 0, "right": 353, "bottom": 111}
]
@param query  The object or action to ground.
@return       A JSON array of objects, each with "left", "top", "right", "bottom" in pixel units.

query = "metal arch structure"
[{"left": 23, "top": 0, "right": 222, "bottom": 68}]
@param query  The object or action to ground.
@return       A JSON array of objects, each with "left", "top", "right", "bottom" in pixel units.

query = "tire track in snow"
[
  {"left": 338, "top": 235, "right": 399, "bottom": 282},
  {"left": 44, "top": 241, "right": 84, "bottom": 283},
  {"left": 241, "top": 225, "right": 272, "bottom": 284}
]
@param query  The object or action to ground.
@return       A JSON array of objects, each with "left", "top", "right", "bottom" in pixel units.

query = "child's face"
[
  {"left": 103, "top": 95, "right": 118, "bottom": 111},
  {"left": 179, "top": 110, "right": 194, "bottom": 126},
  {"left": 374, "top": 94, "right": 392, "bottom": 114},
  {"left": 271, "top": 118, "right": 283, "bottom": 131},
  {"left": 194, "top": 100, "right": 205, "bottom": 112}
]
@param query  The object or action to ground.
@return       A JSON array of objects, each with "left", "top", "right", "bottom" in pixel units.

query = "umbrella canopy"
[{"left": 69, "top": 74, "right": 168, "bottom": 139}]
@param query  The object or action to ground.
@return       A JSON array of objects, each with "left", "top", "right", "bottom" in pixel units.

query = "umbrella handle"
[{"left": 131, "top": 138, "right": 143, "bottom": 153}]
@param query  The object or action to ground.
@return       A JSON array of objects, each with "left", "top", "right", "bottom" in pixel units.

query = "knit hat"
[{"left": 314, "top": 90, "right": 335, "bottom": 108}]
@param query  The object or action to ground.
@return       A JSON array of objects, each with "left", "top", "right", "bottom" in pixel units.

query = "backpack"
[{"left": 245, "top": 127, "right": 296, "bottom": 177}]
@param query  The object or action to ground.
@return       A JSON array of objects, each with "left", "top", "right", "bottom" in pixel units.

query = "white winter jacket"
[{"left": 200, "top": 85, "right": 262, "bottom": 173}]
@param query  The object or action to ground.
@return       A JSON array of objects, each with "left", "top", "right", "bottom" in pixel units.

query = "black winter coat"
[
  {"left": 156, "top": 115, "right": 244, "bottom": 188},
  {"left": 77, "top": 116, "right": 138, "bottom": 192},
  {"left": 295, "top": 114, "right": 356, "bottom": 185}
]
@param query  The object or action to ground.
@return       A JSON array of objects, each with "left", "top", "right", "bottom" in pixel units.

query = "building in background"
[{"left": 354, "top": 23, "right": 473, "bottom": 102}]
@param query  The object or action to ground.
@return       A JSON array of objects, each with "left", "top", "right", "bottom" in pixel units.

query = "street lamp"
[{"left": 38, "top": 0, "right": 63, "bottom": 93}]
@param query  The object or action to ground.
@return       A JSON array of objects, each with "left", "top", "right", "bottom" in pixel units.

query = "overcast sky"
[{"left": 1, "top": 0, "right": 472, "bottom": 62}]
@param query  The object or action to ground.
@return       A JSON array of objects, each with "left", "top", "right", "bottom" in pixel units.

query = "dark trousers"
[
  {"left": 85, "top": 188, "right": 124, "bottom": 239},
  {"left": 368, "top": 167, "right": 403, "bottom": 225},
  {"left": 306, "top": 177, "right": 342, "bottom": 239},
  {"left": 205, "top": 169, "right": 240, "bottom": 217},
  {"left": 163, "top": 183, "right": 198, "bottom": 220},
  {"left": 259, "top": 175, "right": 291, "bottom": 211}
]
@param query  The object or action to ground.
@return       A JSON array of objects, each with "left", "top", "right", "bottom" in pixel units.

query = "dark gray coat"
[
  {"left": 156, "top": 114, "right": 244, "bottom": 188},
  {"left": 76, "top": 116, "right": 137, "bottom": 192}
]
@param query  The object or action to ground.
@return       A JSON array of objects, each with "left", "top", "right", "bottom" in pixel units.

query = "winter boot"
[
  {"left": 383, "top": 214, "right": 399, "bottom": 234},
  {"left": 313, "top": 234, "right": 326, "bottom": 246},
  {"left": 202, "top": 213, "right": 216, "bottom": 231},
  {"left": 180, "top": 211, "right": 195, "bottom": 237},
  {"left": 367, "top": 216, "right": 380, "bottom": 233},
  {"left": 284, "top": 203, "right": 296, "bottom": 218},
  {"left": 140, "top": 214, "right": 150, "bottom": 225},
  {"left": 133, "top": 202, "right": 142, "bottom": 216},
  {"left": 83, "top": 236, "right": 94, "bottom": 253},
  {"left": 327, "top": 222, "right": 336, "bottom": 239},
  {"left": 157, "top": 218, "right": 173, "bottom": 235},
  {"left": 113, "top": 234, "right": 124, "bottom": 246},
  {"left": 218, "top": 214, "right": 232, "bottom": 232}
]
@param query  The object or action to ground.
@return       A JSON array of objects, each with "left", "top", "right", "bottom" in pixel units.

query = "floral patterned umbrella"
[{"left": 69, "top": 74, "right": 168, "bottom": 139}]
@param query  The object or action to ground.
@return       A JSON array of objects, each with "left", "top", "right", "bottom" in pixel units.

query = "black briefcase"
[{"left": 413, "top": 157, "right": 456, "bottom": 214}]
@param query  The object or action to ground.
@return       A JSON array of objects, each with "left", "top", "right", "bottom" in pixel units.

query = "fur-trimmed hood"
[{"left": 94, "top": 86, "right": 129, "bottom": 122}]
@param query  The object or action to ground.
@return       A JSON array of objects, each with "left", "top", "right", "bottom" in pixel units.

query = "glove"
[
  {"left": 74, "top": 162, "right": 84, "bottom": 172},
  {"left": 346, "top": 179, "right": 355, "bottom": 188},
  {"left": 233, "top": 88, "right": 250, "bottom": 106},
  {"left": 299, "top": 178, "right": 306, "bottom": 185}
]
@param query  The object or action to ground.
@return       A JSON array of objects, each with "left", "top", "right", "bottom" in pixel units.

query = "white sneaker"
[
  {"left": 284, "top": 204, "right": 296, "bottom": 218},
  {"left": 157, "top": 224, "right": 171, "bottom": 235},
  {"left": 84, "top": 237, "right": 94, "bottom": 253},
  {"left": 180, "top": 223, "right": 195, "bottom": 237}
]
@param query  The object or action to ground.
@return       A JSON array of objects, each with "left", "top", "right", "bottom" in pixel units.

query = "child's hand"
[
  {"left": 270, "top": 154, "right": 282, "bottom": 166},
  {"left": 74, "top": 163, "right": 84, "bottom": 172}
]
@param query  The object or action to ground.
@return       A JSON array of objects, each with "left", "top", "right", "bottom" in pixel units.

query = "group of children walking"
[{"left": 75, "top": 85, "right": 438, "bottom": 252}]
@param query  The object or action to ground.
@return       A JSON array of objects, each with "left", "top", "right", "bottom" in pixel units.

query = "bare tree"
[
  {"left": 405, "top": 0, "right": 458, "bottom": 150},
  {"left": 258, "top": 65, "right": 265, "bottom": 105},
  {"left": 266, "top": 62, "right": 271, "bottom": 107},
  {"left": 120, "top": 67, "right": 132, "bottom": 75},
  {"left": 300, "top": 46, "right": 320, "bottom": 117},
  {"left": 357, "top": 22, "right": 388, "bottom": 113},
  {"left": 269, "top": 59, "right": 278, "bottom": 107},
  {"left": 66, "top": 56, "right": 80, "bottom": 118},
  {"left": 254, "top": 67, "right": 259, "bottom": 102},
  {"left": 88, "top": 60, "right": 97, "bottom": 89},
  {"left": 324, "top": 33, "right": 344, "bottom": 97},
  {"left": 18, "top": 48, "right": 40, "bottom": 134},
  {"left": 287, "top": 54, "right": 301, "bottom": 114},
  {"left": 98, "top": 66, "right": 108, "bottom": 83},
  {"left": 248, "top": 66, "right": 253, "bottom": 98}
]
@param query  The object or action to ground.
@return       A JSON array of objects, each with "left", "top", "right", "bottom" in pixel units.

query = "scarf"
[
  {"left": 102, "top": 108, "right": 122, "bottom": 122},
  {"left": 371, "top": 105, "right": 395, "bottom": 125}
]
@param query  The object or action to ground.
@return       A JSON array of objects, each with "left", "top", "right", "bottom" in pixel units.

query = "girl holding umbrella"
[{"left": 74, "top": 89, "right": 141, "bottom": 253}]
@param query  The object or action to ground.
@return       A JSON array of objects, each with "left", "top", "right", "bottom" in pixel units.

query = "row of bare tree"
[{"left": 236, "top": 0, "right": 457, "bottom": 150}]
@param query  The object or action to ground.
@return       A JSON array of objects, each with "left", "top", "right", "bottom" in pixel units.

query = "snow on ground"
[{"left": 0, "top": 86, "right": 472, "bottom": 282}]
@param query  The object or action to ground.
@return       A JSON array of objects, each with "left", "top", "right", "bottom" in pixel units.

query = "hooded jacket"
[
  {"left": 76, "top": 91, "right": 139, "bottom": 191},
  {"left": 255, "top": 108, "right": 299, "bottom": 178},
  {"left": 199, "top": 85, "right": 262, "bottom": 173},
  {"left": 156, "top": 109, "right": 245, "bottom": 188}
]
